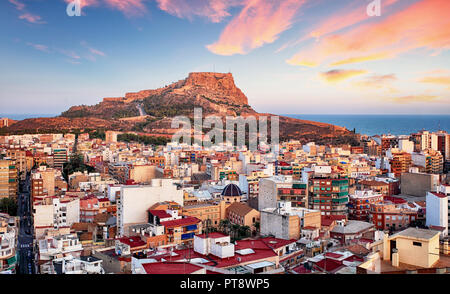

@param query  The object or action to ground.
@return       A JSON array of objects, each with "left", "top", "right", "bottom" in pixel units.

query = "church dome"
[{"left": 221, "top": 184, "right": 242, "bottom": 197}]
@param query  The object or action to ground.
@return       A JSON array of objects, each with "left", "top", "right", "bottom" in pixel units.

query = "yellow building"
[
  {"left": 358, "top": 228, "right": 450, "bottom": 273},
  {"left": 182, "top": 201, "right": 228, "bottom": 228},
  {"left": 226, "top": 202, "right": 260, "bottom": 232}
]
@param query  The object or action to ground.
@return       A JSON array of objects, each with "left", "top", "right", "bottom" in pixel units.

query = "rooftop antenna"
[{"left": 213, "top": 64, "right": 215, "bottom": 73}]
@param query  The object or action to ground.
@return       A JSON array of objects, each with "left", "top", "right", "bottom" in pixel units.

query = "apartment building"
[
  {"left": 390, "top": 152, "right": 411, "bottom": 177},
  {"left": 309, "top": 176, "right": 349, "bottom": 216},
  {"left": 370, "top": 201, "right": 418, "bottom": 231},
  {"left": 261, "top": 201, "right": 321, "bottom": 240},
  {"left": 53, "top": 148, "right": 68, "bottom": 170},
  {"left": 259, "top": 176, "right": 308, "bottom": 211},
  {"left": 116, "top": 179, "right": 184, "bottom": 237},
  {"left": 348, "top": 190, "right": 384, "bottom": 221},
  {"left": 0, "top": 213, "right": 17, "bottom": 273},
  {"left": 33, "top": 196, "right": 80, "bottom": 239},
  {"left": 426, "top": 185, "right": 449, "bottom": 237},
  {"left": 0, "top": 159, "right": 18, "bottom": 199}
]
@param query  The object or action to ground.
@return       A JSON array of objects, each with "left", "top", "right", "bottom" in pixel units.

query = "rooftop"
[
  {"left": 331, "top": 220, "right": 374, "bottom": 234},
  {"left": 142, "top": 262, "right": 204, "bottom": 274},
  {"left": 390, "top": 227, "right": 440, "bottom": 241},
  {"left": 160, "top": 216, "right": 201, "bottom": 228}
]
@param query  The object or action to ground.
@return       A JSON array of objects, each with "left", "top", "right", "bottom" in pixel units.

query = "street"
[{"left": 16, "top": 173, "right": 36, "bottom": 274}]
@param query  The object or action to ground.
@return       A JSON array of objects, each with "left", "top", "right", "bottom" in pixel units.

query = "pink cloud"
[
  {"left": 19, "top": 13, "right": 46, "bottom": 24},
  {"left": 287, "top": 0, "right": 450, "bottom": 67},
  {"left": 8, "top": 0, "right": 25, "bottom": 11},
  {"left": 207, "top": 0, "right": 306, "bottom": 56},
  {"left": 10, "top": 0, "right": 46, "bottom": 24},
  {"left": 26, "top": 42, "right": 50, "bottom": 53},
  {"left": 103, "top": 0, "right": 147, "bottom": 17},
  {"left": 80, "top": 41, "right": 106, "bottom": 57},
  {"left": 305, "top": 0, "right": 398, "bottom": 41},
  {"left": 156, "top": 0, "right": 243, "bottom": 23}
]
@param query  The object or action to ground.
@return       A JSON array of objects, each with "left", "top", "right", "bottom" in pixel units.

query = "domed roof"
[{"left": 221, "top": 184, "right": 242, "bottom": 197}]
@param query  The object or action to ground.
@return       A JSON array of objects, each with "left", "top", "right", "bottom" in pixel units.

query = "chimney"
[{"left": 391, "top": 248, "right": 399, "bottom": 267}]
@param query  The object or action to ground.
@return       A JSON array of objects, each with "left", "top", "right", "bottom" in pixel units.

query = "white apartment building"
[
  {"left": 38, "top": 234, "right": 83, "bottom": 261},
  {"left": 426, "top": 185, "right": 449, "bottom": 237},
  {"left": 117, "top": 179, "right": 184, "bottom": 237},
  {"left": 0, "top": 214, "right": 17, "bottom": 273},
  {"left": 34, "top": 197, "right": 80, "bottom": 239},
  {"left": 40, "top": 255, "right": 105, "bottom": 274}
]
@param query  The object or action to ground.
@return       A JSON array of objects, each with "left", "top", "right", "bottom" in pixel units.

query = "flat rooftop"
[{"left": 391, "top": 228, "right": 440, "bottom": 241}]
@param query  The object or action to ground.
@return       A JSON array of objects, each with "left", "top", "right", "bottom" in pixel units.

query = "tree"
[
  {"left": 231, "top": 224, "right": 240, "bottom": 241},
  {"left": 0, "top": 198, "right": 18, "bottom": 216},
  {"left": 62, "top": 153, "right": 94, "bottom": 182},
  {"left": 239, "top": 226, "right": 251, "bottom": 239},
  {"left": 219, "top": 219, "right": 230, "bottom": 234}
]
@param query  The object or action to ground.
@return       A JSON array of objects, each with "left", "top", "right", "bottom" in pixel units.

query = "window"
[{"left": 413, "top": 241, "right": 422, "bottom": 247}]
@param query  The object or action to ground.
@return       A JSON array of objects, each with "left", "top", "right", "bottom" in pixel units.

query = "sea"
[
  {"left": 284, "top": 114, "right": 450, "bottom": 136},
  {"left": 1, "top": 113, "right": 449, "bottom": 137}
]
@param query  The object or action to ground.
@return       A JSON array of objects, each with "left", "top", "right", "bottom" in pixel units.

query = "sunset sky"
[{"left": 1, "top": 0, "right": 450, "bottom": 115}]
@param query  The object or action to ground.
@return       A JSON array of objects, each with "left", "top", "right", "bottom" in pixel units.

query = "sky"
[{"left": 1, "top": 0, "right": 450, "bottom": 115}]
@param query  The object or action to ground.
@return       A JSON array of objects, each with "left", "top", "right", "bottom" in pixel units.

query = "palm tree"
[
  {"left": 239, "top": 226, "right": 251, "bottom": 239},
  {"left": 219, "top": 219, "right": 230, "bottom": 234},
  {"left": 231, "top": 224, "right": 240, "bottom": 241},
  {"left": 254, "top": 222, "right": 260, "bottom": 233}
]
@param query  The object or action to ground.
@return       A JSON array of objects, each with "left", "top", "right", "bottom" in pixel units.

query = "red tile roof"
[
  {"left": 314, "top": 258, "right": 344, "bottom": 273},
  {"left": 149, "top": 210, "right": 172, "bottom": 219},
  {"left": 324, "top": 252, "right": 343, "bottom": 259},
  {"left": 118, "top": 236, "right": 146, "bottom": 248},
  {"left": 292, "top": 264, "right": 311, "bottom": 274},
  {"left": 430, "top": 192, "right": 448, "bottom": 199},
  {"left": 196, "top": 232, "right": 229, "bottom": 239},
  {"left": 160, "top": 216, "right": 200, "bottom": 228},
  {"left": 146, "top": 238, "right": 278, "bottom": 269},
  {"left": 260, "top": 237, "right": 296, "bottom": 250},
  {"left": 143, "top": 262, "right": 203, "bottom": 274},
  {"left": 321, "top": 215, "right": 346, "bottom": 226}
]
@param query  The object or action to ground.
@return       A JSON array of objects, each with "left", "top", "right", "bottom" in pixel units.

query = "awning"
[{"left": 7, "top": 256, "right": 17, "bottom": 265}]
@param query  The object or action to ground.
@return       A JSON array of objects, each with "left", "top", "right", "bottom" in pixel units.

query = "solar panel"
[{"left": 235, "top": 248, "right": 255, "bottom": 255}]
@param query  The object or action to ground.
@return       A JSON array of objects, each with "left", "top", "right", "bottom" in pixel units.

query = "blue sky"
[{"left": 1, "top": 0, "right": 450, "bottom": 115}]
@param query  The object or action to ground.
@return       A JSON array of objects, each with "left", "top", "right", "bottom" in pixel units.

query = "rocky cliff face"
[
  {"left": 107, "top": 72, "right": 249, "bottom": 106},
  {"left": 2, "top": 72, "right": 358, "bottom": 145}
]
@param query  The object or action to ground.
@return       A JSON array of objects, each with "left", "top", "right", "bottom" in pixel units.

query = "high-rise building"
[
  {"left": 348, "top": 190, "right": 383, "bottom": 221},
  {"left": 258, "top": 176, "right": 308, "bottom": 211},
  {"left": 308, "top": 176, "right": 349, "bottom": 216},
  {"left": 390, "top": 152, "right": 411, "bottom": 177},
  {"left": 53, "top": 148, "right": 68, "bottom": 170},
  {"left": 436, "top": 132, "right": 450, "bottom": 161},
  {"left": 0, "top": 160, "right": 18, "bottom": 199}
]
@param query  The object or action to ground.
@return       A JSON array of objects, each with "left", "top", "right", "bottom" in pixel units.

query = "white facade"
[
  {"left": 117, "top": 179, "right": 184, "bottom": 236},
  {"left": 34, "top": 197, "right": 80, "bottom": 232},
  {"left": 399, "top": 139, "right": 414, "bottom": 153},
  {"left": 194, "top": 234, "right": 234, "bottom": 258},
  {"left": 426, "top": 188, "right": 448, "bottom": 237}
]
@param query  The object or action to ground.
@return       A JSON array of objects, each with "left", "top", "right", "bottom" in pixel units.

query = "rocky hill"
[{"left": 2, "top": 72, "right": 358, "bottom": 144}]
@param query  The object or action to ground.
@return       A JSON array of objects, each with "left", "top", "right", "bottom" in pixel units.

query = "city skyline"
[{"left": 1, "top": 0, "right": 450, "bottom": 115}]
